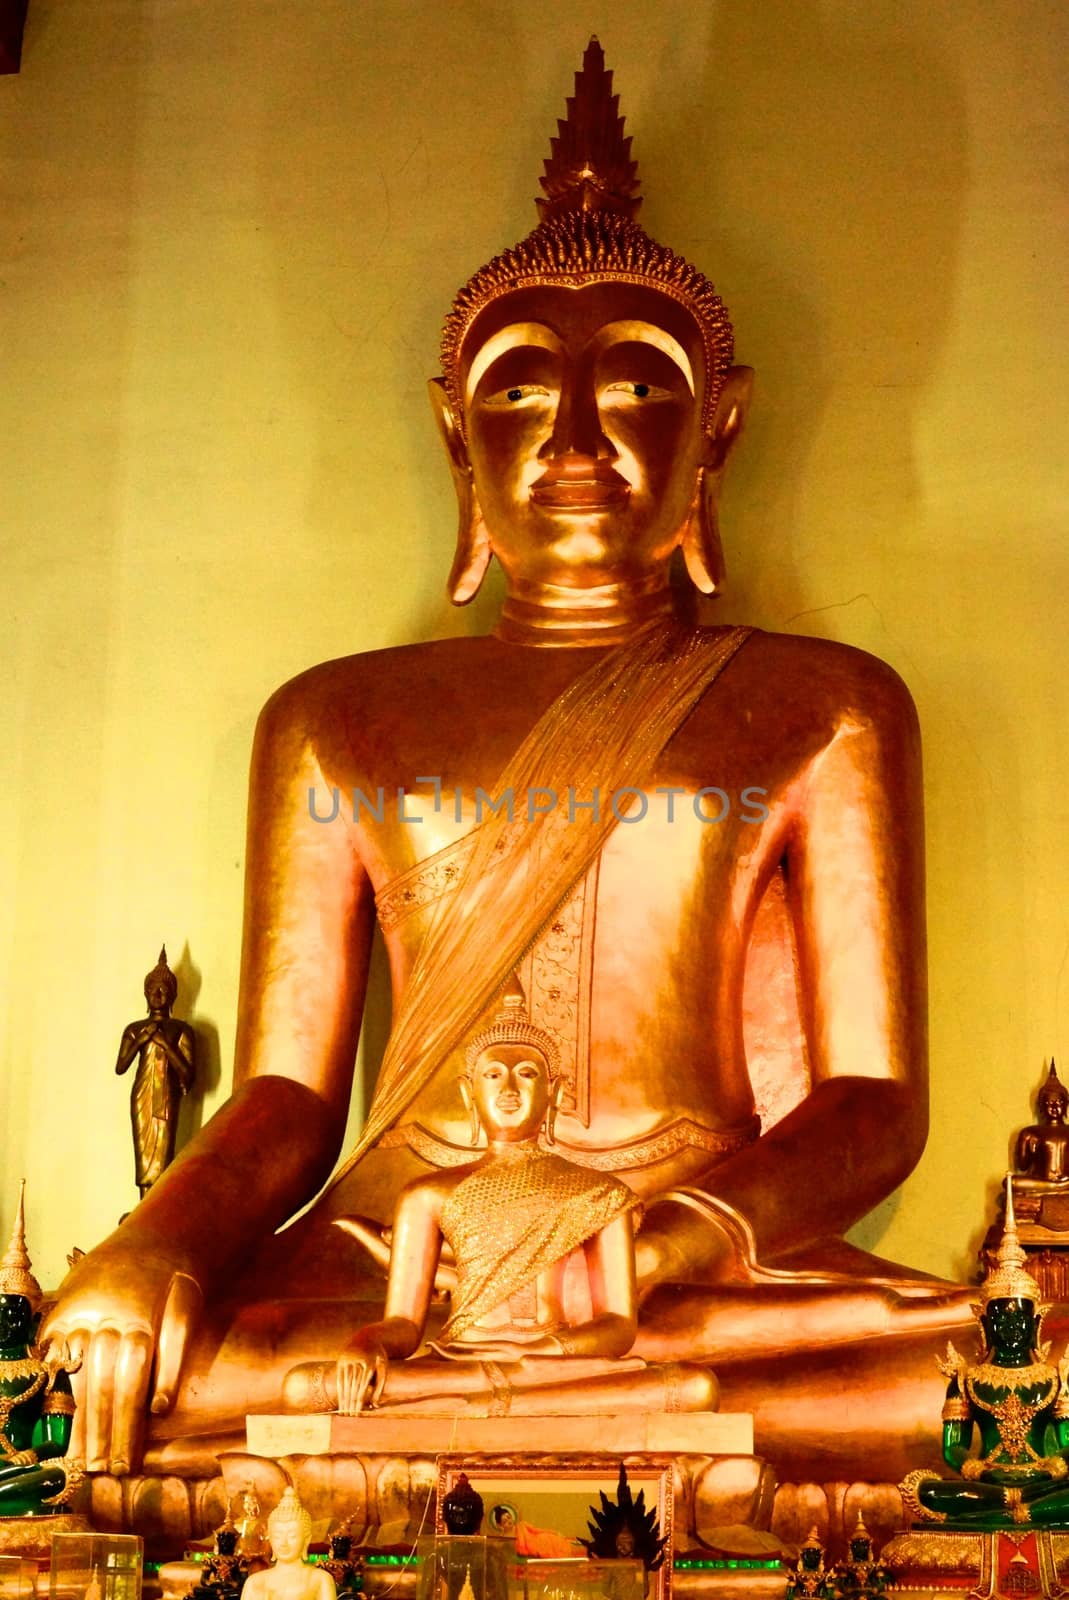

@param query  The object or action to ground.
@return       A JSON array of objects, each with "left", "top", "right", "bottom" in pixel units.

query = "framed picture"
[{"left": 435, "top": 1454, "right": 674, "bottom": 1600}]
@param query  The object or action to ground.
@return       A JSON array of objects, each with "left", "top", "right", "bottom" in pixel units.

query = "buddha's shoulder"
[
  {"left": 729, "top": 627, "right": 919, "bottom": 724},
  {"left": 254, "top": 637, "right": 497, "bottom": 726}
]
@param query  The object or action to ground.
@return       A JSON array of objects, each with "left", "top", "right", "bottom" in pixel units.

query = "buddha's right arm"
[
  {"left": 942, "top": 1417, "right": 973, "bottom": 1471},
  {"left": 42, "top": 671, "right": 377, "bottom": 1473}
]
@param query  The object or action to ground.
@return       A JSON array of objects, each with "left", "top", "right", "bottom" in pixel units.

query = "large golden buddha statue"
[{"left": 43, "top": 40, "right": 971, "bottom": 1484}]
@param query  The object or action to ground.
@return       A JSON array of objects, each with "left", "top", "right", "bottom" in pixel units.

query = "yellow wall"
[{"left": 1, "top": 0, "right": 1067, "bottom": 1290}]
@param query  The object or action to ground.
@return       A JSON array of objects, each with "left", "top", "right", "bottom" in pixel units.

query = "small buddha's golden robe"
[{"left": 434, "top": 1146, "right": 637, "bottom": 1344}]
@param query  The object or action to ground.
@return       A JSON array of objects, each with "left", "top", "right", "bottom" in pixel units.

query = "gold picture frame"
[{"left": 435, "top": 1453, "right": 674, "bottom": 1600}]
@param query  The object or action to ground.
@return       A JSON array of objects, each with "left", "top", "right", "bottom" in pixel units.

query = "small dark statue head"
[
  {"left": 442, "top": 1473, "right": 485, "bottom": 1535},
  {"left": 580, "top": 1464, "right": 667, "bottom": 1571}
]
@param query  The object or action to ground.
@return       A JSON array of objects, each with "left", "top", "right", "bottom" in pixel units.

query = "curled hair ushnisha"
[
  {"left": 439, "top": 40, "right": 735, "bottom": 436},
  {"left": 267, "top": 1487, "right": 312, "bottom": 1543},
  {"left": 464, "top": 978, "right": 560, "bottom": 1081}
]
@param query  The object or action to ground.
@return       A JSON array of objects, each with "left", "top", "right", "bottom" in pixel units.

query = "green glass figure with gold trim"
[
  {"left": 0, "top": 1184, "right": 80, "bottom": 1517},
  {"left": 901, "top": 1176, "right": 1069, "bottom": 1528}
]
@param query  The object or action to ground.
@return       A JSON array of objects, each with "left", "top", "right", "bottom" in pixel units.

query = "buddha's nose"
[{"left": 539, "top": 366, "right": 616, "bottom": 462}]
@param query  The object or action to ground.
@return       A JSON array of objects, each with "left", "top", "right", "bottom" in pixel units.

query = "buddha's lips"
[{"left": 530, "top": 461, "right": 630, "bottom": 509}]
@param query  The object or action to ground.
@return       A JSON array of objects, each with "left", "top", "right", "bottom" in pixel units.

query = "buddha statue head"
[
  {"left": 432, "top": 39, "right": 752, "bottom": 625},
  {"left": 144, "top": 945, "right": 178, "bottom": 1014},
  {"left": 846, "top": 1514, "right": 874, "bottom": 1567},
  {"left": 796, "top": 1528, "right": 827, "bottom": 1577},
  {"left": 461, "top": 975, "right": 561, "bottom": 1145},
  {"left": 1038, "top": 1060, "right": 1069, "bottom": 1126},
  {"left": 975, "top": 1176, "right": 1048, "bottom": 1360},
  {"left": 0, "top": 1181, "right": 42, "bottom": 1345},
  {"left": 267, "top": 1487, "right": 312, "bottom": 1565},
  {"left": 441, "top": 1472, "right": 485, "bottom": 1536}
]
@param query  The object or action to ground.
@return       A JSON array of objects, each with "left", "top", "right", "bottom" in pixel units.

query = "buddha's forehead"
[{"left": 460, "top": 280, "right": 707, "bottom": 376}]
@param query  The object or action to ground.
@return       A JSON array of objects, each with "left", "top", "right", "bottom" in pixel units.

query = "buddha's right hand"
[{"left": 39, "top": 1244, "right": 202, "bottom": 1477}]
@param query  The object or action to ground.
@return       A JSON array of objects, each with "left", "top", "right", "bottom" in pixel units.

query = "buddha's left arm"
[
  {"left": 553, "top": 1212, "right": 638, "bottom": 1358},
  {"left": 708, "top": 658, "right": 927, "bottom": 1261}
]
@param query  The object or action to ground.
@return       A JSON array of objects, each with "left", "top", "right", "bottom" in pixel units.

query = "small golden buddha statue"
[
  {"left": 241, "top": 1488, "right": 335, "bottom": 1600},
  {"left": 980, "top": 1063, "right": 1069, "bottom": 1302},
  {"left": 115, "top": 947, "right": 196, "bottom": 1199},
  {"left": 1016, "top": 1062, "right": 1069, "bottom": 1185},
  {"left": 43, "top": 39, "right": 971, "bottom": 1488},
  {"left": 283, "top": 982, "right": 716, "bottom": 1417}
]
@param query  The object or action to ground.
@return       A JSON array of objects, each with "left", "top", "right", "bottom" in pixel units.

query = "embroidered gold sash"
[{"left": 331, "top": 619, "right": 755, "bottom": 1180}]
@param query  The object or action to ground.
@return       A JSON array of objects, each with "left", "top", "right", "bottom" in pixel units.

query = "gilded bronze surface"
[{"left": 43, "top": 40, "right": 972, "bottom": 1484}]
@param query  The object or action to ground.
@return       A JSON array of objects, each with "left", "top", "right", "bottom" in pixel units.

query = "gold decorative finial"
[
  {"left": 980, "top": 1174, "right": 1042, "bottom": 1304},
  {"left": 537, "top": 38, "right": 640, "bottom": 222},
  {"left": 0, "top": 1180, "right": 42, "bottom": 1308}
]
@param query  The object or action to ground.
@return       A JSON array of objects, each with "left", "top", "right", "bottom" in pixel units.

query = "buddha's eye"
[
  {"left": 482, "top": 384, "right": 551, "bottom": 407},
  {"left": 603, "top": 380, "right": 669, "bottom": 401}
]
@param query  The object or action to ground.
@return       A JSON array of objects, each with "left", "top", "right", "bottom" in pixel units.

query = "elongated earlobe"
[
  {"left": 447, "top": 493, "right": 493, "bottom": 605},
  {"left": 681, "top": 468, "right": 726, "bottom": 596},
  {"left": 458, "top": 1077, "right": 481, "bottom": 1147},
  {"left": 429, "top": 377, "right": 493, "bottom": 605},
  {"left": 544, "top": 1079, "right": 565, "bottom": 1147},
  {"left": 680, "top": 365, "right": 753, "bottom": 596}
]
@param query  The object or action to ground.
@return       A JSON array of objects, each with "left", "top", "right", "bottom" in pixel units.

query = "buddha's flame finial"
[
  {"left": 537, "top": 38, "right": 640, "bottom": 223},
  {"left": 0, "top": 1179, "right": 42, "bottom": 1308}
]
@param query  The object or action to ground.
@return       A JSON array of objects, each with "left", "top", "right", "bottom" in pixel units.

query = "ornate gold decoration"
[
  {"left": 0, "top": 1366, "right": 46, "bottom": 1458},
  {"left": 964, "top": 1360, "right": 1060, "bottom": 1471},
  {"left": 0, "top": 1181, "right": 42, "bottom": 1307},
  {"left": 882, "top": 1528, "right": 985, "bottom": 1574},
  {"left": 899, "top": 1468, "right": 949, "bottom": 1524},
  {"left": 1004, "top": 1486, "right": 1031, "bottom": 1524},
  {"left": 40, "top": 1458, "right": 87, "bottom": 1509},
  {"left": 40, "top": 1389, "right": 76, "bottom": 1417},
  {"left": 982, "top": 1175, "right": 1044, "bottom": 1305},
  {"left": 439, "top": 40, "right": 734, "bottom": 435}
]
